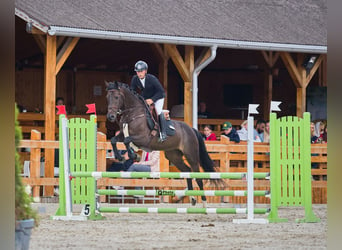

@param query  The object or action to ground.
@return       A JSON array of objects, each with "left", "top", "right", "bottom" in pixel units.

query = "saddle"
[{"left": 146, "top": 106, "right": 175, "bottom": 137}]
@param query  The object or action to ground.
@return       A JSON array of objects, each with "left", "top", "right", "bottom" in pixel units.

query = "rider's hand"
[{"left": 146, "top": 99, "right": 153, "bottom": 105}]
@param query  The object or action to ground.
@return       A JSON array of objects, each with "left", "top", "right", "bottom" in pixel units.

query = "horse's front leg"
[
  {"left": 110, "top": 132, "right": 124, "bottom": 161},
  {"left": 123, "top": 136, "right": 137, "bottom": 160}
]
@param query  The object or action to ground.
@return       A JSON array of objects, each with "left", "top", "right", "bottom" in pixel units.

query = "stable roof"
[{"left": 15, "top": 0, "right": 327, "bottom": 53}]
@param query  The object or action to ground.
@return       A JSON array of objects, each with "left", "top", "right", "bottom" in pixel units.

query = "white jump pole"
[
  {"left": 234, "top": 104, "right": 268, "bottom": 224},
  {"left": 61, "top": 117, "right": 72, "bottom": 217}
]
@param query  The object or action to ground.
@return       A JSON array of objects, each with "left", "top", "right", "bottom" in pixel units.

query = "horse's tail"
[
  {"left": 192, "top": 128, "right": 226, "bottom": 188},
  {"left": 192, "top": 128, "right": 215, "bottom": 172}
]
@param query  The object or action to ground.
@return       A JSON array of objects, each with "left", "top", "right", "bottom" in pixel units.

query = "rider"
[{"left": 130, "top": 60, "right": 167, "bottom": 141}]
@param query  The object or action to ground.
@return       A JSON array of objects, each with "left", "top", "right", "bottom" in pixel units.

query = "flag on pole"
[
  {"left": 248, "top": 104, "right": 259, "bottom": 116},
  {"left": 56, "top": 105, "right": 67, "bottom": 116},
  {"left": 86, "top": 103, "right": 96, "bottom": 115},
  {"left": 270, "top": 101, "right": 281, "bottom": 112}
]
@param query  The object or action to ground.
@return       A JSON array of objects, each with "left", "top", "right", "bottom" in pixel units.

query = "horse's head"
[{"left": 106, "top": 81, "right": 123, "bottom": 122}]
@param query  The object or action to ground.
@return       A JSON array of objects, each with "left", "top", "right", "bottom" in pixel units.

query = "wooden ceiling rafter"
[
  {"left": 56, "top": 37, "right": 80, "bottom": 74},
  {"left": 261, "top": 51, "right": 279, "bottom": 68},
  {"left": 261, "top": 51, "right": 279, "bottom": 119},
  {"left": 305, "top": 54, "right": 323, "bottom": 87},
  {"left": 280, "top": 52, "right": 302, "bottom": 88},
  {"left": 195, "top": 47, "right": 211, "bottom": 69},
  {"left": 164, "top": 44, "right": 190, "bottom": 82}
]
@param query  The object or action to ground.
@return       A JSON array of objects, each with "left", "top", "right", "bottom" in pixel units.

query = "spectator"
[
  {"left": 221, "top": 121, "right": 240, "bottom": 143},
  {"left": 237, "top": 120, "right": 248, "bottom": 141},
  {"left": 203, "top": 125, "right": 217, "bottom": 141},
  {"left": 108, "top": 150, "right": 134, "bottom": 172},
  {"left": 254, "top": 119, "right": 266, "bottom": 142},
  {"left": 314, "top": 121, "right": 325, "bottom": 143},
  {"left": 310, "top": 122, "right": 320, "bottom": 179},
  {"left": 263, "top": 120, "right": 270, "bottom": 143},
  {"left": 310, "top": 122, "right": 319, "bottom": 143},
  {"left": 56, "top": 97, "right": 67, "bottom": 114},
  {"left": 127, "top": 150, "right": 160, "bottom": 172},
  {"left": 198, "top": 101, "right": 212, "bottom": 118}
]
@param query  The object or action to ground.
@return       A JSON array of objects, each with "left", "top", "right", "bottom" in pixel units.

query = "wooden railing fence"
[{"left": 18, "top": 129, "right": 327, "bottom": 204}]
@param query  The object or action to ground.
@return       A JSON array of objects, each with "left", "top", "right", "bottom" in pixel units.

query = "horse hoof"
[{"left": 191, "top": 197, "right": 197, "bottom": 206}]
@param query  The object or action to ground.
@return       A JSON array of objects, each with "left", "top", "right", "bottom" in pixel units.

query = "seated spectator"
[
  {"left": 263, "top": 120, "right": 270, "bottom": 143},
  {"left": 198, "top": 101, "right": 212, "bottom": 118},
  {"left": 254, "top": 119, "right": 266, "bottom": 142},
  {"left": 108, "top": 150, "right": 134, "bottom": 172},
  {"left": 237, "top": 120, "right": 248, "bottom": 141},
  {"left": 221, "top": 121, "right": 240, "bottom": 143},
  {"left": 310, "top": 122, "right": 320, "bottom": 179},
  {"left": 203, "top": 125, "right": 217, "bottom": 141},
  {"left": 127, "top": 150, "right": 160, "bottom": 172},
  {"left": 310, "top": 122, "right": 319, "bottom": 143},
  {"left": 56, "top": 97, "right": 67, "bottom": 114},
  {"left": 314, "top": 121, "right": 325, "bottom": 143}
]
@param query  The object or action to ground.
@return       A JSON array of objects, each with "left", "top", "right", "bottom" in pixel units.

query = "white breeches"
[{"left": 154, "top": 98, "right": 164, "bottom": 115}]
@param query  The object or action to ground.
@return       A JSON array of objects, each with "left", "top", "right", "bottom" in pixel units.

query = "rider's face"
[{"left": 136, "top": 70, "right": 147, "bottom": 79}]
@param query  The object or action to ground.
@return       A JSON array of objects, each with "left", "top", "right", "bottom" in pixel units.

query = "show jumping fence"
[{"left": 52, "top": 112, "right": 320, "bottom": 223}]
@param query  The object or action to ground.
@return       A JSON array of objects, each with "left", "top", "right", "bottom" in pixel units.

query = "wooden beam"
[
  {"left": 151, "top": 43, "right": 169, "bottom": 62},
  {"left": 319, "top": 54, "right": 327, "bottom": 87},
  {"left": 29, "top": 26, "right": 45, "bottom": 35},
  {"left": 184, "top": 46, "right": 194, "bottom": 126},
  {"left": 159, "top": 59, "right": 168, "bottom": 108},
  {"left": 261, "top": 51, "right": 272, "bottom": 67},
  {"left": 296, "top": 87, "right": 306, "bottom": 118},
  {"left": 280, "top": 52, "right": 302, "bottom": 88},
  {"left": 261, "top": 51, "right": 279, "bottom": 119},
  {"left": 305, "top": 54, "right": 324, "bottom": 87},
  {"left": 32, "top": 34, "right": 46, "bottom": 53},
  {"left": 164, "top": 44, "right": 190, "bottom": 82},
  {"left": 57, "top": 36, "right": 67, "bottom": 50},
  {"left": 44, "top": 35, "right": 57, "bottom": 196},
  {"left": 271, "top": 52, "right": 280, "bottom": 66},
  {"left": 195, "top": 47, "right": 211, "bottom": 68},
  {"left": 56, "top": 37, "right": 79, "bottom": 74}
]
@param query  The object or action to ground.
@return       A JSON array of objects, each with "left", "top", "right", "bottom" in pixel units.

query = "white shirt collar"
[{"left": 139, "top": 77, "right": 146, "bottom": 88}]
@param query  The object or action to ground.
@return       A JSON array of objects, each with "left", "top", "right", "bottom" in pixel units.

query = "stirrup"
[{"left": 159, "top": 132, "right": 167, "bottom": 142}]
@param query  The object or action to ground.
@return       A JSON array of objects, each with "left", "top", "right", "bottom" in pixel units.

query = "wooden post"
[
  {"left": 44, "top": 35, "right": 57, "bottom": 196},
  {"left": 97, "top": 132, "right": 107, "bottom": 202},
  {"left": 30, "top": 130, "right": 41, "bottom": 202}
]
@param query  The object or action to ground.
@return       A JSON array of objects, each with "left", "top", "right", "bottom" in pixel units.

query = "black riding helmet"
[{"left": 134, "top": 60, "right": 148, "bottom": 72}]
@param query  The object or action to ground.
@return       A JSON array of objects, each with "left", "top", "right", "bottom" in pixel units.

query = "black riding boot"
[{"left": 158, "top": 113, "right": 167, "bottom": 142}]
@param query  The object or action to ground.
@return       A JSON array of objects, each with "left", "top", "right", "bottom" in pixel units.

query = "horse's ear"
[
  {"left": 105, "top": 81, "right": 109, "bottom": 90},
  {"left": 114, "top": 81, "right": 120, "bottom": 89}
]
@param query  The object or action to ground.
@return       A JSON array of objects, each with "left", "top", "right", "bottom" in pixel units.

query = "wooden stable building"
[{"left": 15, "top": 0, "right": 327, "bottom": 196}]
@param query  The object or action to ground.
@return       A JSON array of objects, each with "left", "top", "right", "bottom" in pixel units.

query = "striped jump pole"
[
  {"left": 98, "top": 189, "right": 270, "bottom": 197},
  {"left": 71, "top": 171, "right": 270, "bottom": 179},
  {"left": 99, "top": 207, "right": 270, "bottom": 214}
]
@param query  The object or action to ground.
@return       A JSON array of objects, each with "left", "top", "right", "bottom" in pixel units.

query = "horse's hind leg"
[
  {"left": 165, "top": 150, "right": 197, "bottom": 206},
  {"left": 182, "top": 150, "right": 207, "bottom": 207}
]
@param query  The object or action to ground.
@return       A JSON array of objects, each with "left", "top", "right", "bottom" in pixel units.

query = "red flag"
[
  {"left": 56, "top": 105, "right": 67, "bottom": 116},
  {"left": 86, "top": 103, "right": 96, "bottom": 115}
]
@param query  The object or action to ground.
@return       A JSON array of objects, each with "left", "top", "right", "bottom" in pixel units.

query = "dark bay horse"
[{"left": 106, "top": 81, "right": 224, "bottom": 206}]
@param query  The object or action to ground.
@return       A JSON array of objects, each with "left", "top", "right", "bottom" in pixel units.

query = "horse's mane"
[
  {"left": 106, "top": 81, "right": 153, "bottom": 118},
  {"left": 106, "top": 81, "right": 146, "bottom": 105}
]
